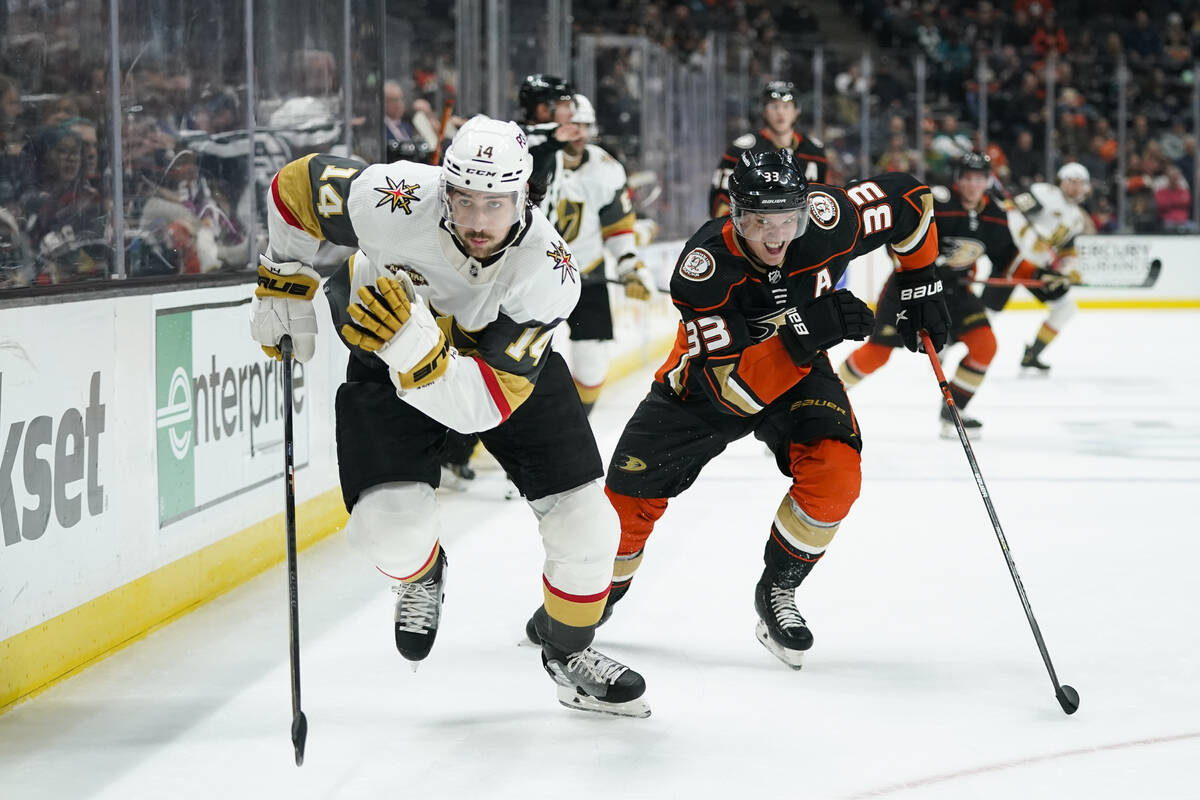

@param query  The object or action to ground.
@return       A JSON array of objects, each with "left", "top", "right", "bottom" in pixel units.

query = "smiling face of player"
[
  {"left": 445, "top": 186, "right": 520, "bottom": 259},
  {"left": 736, "top": 209, "right": 807, "bottom": 267}
]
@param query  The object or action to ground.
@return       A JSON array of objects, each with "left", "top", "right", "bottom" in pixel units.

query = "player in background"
[
  {"left": 983, "top": 161, "right": 1094, "bottom": 371},
  {"left": 529, "top": 149, "right": 951, "bottom": 669},
  {"left": 541, "top": 93, "right": 655, "bottom": 413},
  {"left": 709, "top": 80, "right": 827, "bottom": 218},
  {"left": 838, "top": 152, "right": 1069, "bottom": 439},
  {"left": 249, "top": 115, "right": 650, "bottom": 717},
  {"left": 517, "top": 73, "right": 582, "bottom": 196}
]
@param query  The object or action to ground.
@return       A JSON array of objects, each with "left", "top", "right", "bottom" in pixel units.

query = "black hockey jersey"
[
  {"left": 710, "top": 129, "right": 828, "bottom": 217},
  {"left": 930, "top": 188, "right": 1027, "bottom": 287},
  {"left": 658, "top": 172, "right": 938, "bottom": 417}
]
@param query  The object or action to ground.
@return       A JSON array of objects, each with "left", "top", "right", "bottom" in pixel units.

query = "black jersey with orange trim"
[
  {"left": 931, "top": 188, "right": 1026, "bottom": 286},
  {"left": 658, "top": 172, "right": 938, "bottom": 417},
  {"left": 710, "top": 129, "right": 827, "bottom": 217}
]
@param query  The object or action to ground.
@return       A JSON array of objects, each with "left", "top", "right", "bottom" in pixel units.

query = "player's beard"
[{"left": 459, "top": 228, "right": 499, "bottom": 259}]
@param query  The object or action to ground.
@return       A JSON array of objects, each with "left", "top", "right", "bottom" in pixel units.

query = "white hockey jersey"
[
  {"left": 265, "top": 153, "right": 581, "bottom": 433},
  {"left": 1007, "top": 182, "right": 1093, "bottom": 268},
  {"left": 539, "top": 144, "right": 636, "bottom": 283}
]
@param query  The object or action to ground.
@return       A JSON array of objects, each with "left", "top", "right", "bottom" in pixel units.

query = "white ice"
[{"left": 2, "top": 309, "right": 1198, "bottom": 799}]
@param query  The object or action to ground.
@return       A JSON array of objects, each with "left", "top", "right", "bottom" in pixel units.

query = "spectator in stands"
[
  {"left": 0, "top": 75, "right": 25, "bottom": 209},
  {"left": 876, "top": 131, "right": 920, "bottom": 173},
  {"left": 1128, "top": 188, "right": 1161, "bottom": 233},
  {"left": 1123, "top": 10, "right": 1161, "bottom": 66},
  {"left": 1154, "top": 165, "right": 1193, "bottom": 232},
  {"left": 64, "top": 116, "right": 101, "bottom": 192},
  {"left": 1007, "top": 128, "right": 1041, "bottom": 188},
  {"left": 384, "top": 81, "right": 419, "bottom": 149},
  {"left": 1079, "top": 134, "right": 1110, "bottom": 186},
  {"left": 1089, "top": 193, "right": 1117, "bottom": 233}
]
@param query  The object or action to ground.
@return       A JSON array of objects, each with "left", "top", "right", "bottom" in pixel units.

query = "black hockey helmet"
[
  {"left": 728, "top": 149, "right": 810, "bottom": 242},
  {"left": 518, "top": 74, "right": 574, "bottom": 121},
  {"left": 954, "top": 151, "right": 992, "bottom": 181},
  {"left": 762, "top": 80, "right": 796, "bottom": 105}
]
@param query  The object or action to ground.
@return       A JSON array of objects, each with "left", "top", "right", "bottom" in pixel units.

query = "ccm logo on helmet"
[
  {"left": 899, "top": 280, "right": 943, "bottom": 301},
  {"left": 466, "top": 168, "right": 498, "bottom": 176}
]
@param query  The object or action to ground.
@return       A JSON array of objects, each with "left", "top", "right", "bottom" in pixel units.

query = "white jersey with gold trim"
[
  {"left": 540, "top": 144, "right": 636, "bottom": 281},
  {"left": 1007, "top": 182, "right": 1092, "bottom": 267}
]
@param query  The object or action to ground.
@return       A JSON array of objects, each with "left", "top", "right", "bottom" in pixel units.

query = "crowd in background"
[{"left": 1, "top": 0, "right": 1198, "bottom": 291}]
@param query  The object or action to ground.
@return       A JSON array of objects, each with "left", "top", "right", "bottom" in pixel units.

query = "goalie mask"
[
  {"left": 728, "top": 149, "right": 810, "bottom": 245},
  {"left": 440, "top": 115, "right": 533, "bottom": 249}
]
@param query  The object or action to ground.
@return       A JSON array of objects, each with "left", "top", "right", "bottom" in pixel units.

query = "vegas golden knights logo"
[{"left": 555, "top": 199, "right": 584, "bottom": 243}]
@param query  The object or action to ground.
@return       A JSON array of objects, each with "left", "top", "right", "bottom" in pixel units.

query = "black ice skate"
[
  {"left": 1020, "top": 345, "right": 1052, "bottom": 372},
  {"left": 939, "top": 404, "right": 982, "bottom": 441},
  {"left": 393, "top": 551, "right": 447, "bottom": 667},
  {"left": 542, "top": 644, "right": 650, "bottom": 718},
  {"left": 754, "top": 579, "right": 812, "bottom": 669},
  {"left": 439, "top": 461, "right": 476, "bottom": 491}
]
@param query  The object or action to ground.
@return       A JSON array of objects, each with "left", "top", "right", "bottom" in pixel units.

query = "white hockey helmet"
[
  {"left": 440, "top": 114, "right": 533, "bottom": 231},
  {"left": 571, "top": 94, "right": 596, "bottom": 126},
  {"left": 1056, "top": 161, "right": 1091, "bottom": 202}
]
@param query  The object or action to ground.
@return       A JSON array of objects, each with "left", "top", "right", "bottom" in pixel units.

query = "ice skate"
[
  {"left": 754, "top": 579, "right": 812, "bottom": 669},
  {"left": 439, "top": 460, "right": 476, "bottom": 491},
  {"left": 939, "top": 404, "right": 981, "bottom": 441},
  {"left": 393, "top": 551, "right": 447, "bottom": 667},
  {"left": 1020, "top": 345, "right": 1052, "bottom": 373},
  {"left": 542, "top": 644, "right": 650, "bottom": 718}
]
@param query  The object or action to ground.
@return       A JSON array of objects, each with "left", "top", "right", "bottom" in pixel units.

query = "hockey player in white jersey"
[
  {"left": 983, "top": 162, "right": 1094, "bottom": 370},
  {"left": 541, "top": 94, "right": 655, "bottom": 412},
  {"left": 249, "top": 115, "right": 650, "bottom": 718}
]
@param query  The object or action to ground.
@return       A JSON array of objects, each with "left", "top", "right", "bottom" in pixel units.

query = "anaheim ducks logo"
[
  {"left": 680, "top": 248, "right": 715, "bottom": 281},
  {"left": 808, "top": 191, "right": 839, "bottom": 229},
  {"left": 374, "top": 176, "right": 421, "bottom": 214},
  {"left": 939, "top": 236, "right": 986, "bottom": 269},
  {"left": 746, "top": 308, "right": 789, "bottom": 342},
  {"left": 546, "top": 241, "right": 578, "bottom": 284},
  {"left": 615, "top": 454, "right": 648, "bottom": 472}
]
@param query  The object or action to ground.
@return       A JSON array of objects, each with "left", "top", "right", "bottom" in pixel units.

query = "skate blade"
[
  {"left": 755, "top": 621, "right": 805, "bottom": 670},
  {"left": 1018, "top": 366, "right": 1051, "bottom": 377},
  {"left": 438, "top": 467, "right": 472, "bottom": 492},
  {"left": 940, "top": 422, "right": 981, "bottom": 441},
  {"left": 555, "top": 685, "right": 651, "bottom": 718}
]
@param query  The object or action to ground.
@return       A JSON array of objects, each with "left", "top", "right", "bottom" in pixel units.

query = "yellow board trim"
[
  {"left": 1006, "top": 299, "right": 1200, "bottom": 310},
  {"left": 0, "top": 487, "right": 348, "bottom": 714}
]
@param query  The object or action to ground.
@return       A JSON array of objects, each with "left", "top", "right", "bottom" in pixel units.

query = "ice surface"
[{"left": 2, "top": 310, "right": 1197, "bottom": 799}]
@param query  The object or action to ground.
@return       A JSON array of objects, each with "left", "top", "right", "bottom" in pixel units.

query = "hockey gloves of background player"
[
  {"left": 342, "top": 274, "right": 452, "bottom": 390},
  {"left": 1034, "top": 267, "right": 1072, "bottom": 299},
  {"left": 251, "top": 254, "right": 321, "bottom": 363},
  {"left": 893, "top": 265, "right": 951, "bottom": 352},
  {"left": 778, "top": 289, "right": 875, "bottom": 365},
  {"left": 616, "top": 254, "right": 655, "bottom": 301}
]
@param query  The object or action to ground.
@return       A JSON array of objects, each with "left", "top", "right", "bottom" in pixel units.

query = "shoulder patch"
[
  {"left": 546, "top": 240, "right": 578, "bottom": 284},
  {"left": 932, "top": 185, "right": 952, "bottom": 203},
  {"left": 807, "top": 191, "right": 840, "bottom": 229},
  {"left": 680, "top": 248, "right": 716, "bottom": 281},
  {"left": 373, "top": 175, "right": 422, "bottom": 215},
  {"left": 733, "top": 133, "right": 757, "bottom": 149}
]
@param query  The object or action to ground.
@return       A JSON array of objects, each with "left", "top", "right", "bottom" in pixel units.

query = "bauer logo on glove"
[{"left": 342, "top": 275, "right": 453, "bottom": 389}]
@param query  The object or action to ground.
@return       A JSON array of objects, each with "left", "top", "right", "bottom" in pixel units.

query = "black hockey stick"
[
  {"left": 919, "top": 330, "right": 1079, "bottom": 716},
  {"left": 972, "top": 259, "right": 1161, "bottom": 290},
  {"left": 280, "top": 336, "right": 309, "bottom": 764}
]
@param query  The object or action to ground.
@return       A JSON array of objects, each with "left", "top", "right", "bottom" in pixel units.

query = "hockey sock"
[
  {"left": 839, "top": 342, "right": 892, "bottom": 387},
  {"left": 950, "top": 327, "right": 996, "bottom": 408},
  {"left": 1028, "top": 322, "right": 1058, "bottom": 358}
]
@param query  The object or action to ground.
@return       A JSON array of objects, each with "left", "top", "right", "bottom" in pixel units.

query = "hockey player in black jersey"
[
  {"left": 709, "top": 80, "right": 828, "bottom": 217},
  {"left": 838, "top": 152, "right": 1069, "bottom": 439},
  {"left": 527, "top": 149, "right": 950, "bottom": 669}
]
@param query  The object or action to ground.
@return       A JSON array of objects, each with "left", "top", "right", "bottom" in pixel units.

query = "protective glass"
[
  {"left": 439, "top": 179, "right": 524, "bottom": 231},
  {"left": 731, "top": 199, "right": 810, "bottom": 243}
]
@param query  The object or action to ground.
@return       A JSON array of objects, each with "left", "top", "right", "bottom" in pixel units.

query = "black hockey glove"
[
  {"left": 777, "top": 289, "right": 875, "bottom": 365},
  {"left": 894, "top": 265, "right": 951, "bottom": 353},
  {"left": 1035, "top": 267, "right": 1071, "bottom": 300}
]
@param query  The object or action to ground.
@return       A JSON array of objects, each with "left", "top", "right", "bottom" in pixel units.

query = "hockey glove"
[
  {"left": 616, "top": 255, "right": 655, "bottom": 301},
  {"left": 893, "top": 265, "right": 951, "bottom": 353},
  {"left": 1035, "top": 267, "right": 1072, "bottom": 299},
  {"left": 343, "top": 275, "right": 452, "bottom": 390},
  {"left": 251, "top": 254, "right": 320, "bottom": 362},
  {"left": 777, "top": 289, "right": 875, "bottom": 365}
]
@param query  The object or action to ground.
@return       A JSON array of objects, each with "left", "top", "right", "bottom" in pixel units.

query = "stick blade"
[
  {"left": 1056, "top": 684, "right": 1080, "bottom": 715},
  {"left": 292, "top": 711, "right": 308, "bottom": 766}
]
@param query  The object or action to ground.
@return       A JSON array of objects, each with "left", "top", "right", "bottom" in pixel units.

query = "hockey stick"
[
  {"left": 919, "top": 330, "right": 1080, "bottom": 716},
  {"left": 604, "top": 276, "right": 671, "bottom": 295},
  {"left": 431, "top": 98, "right": 455, "bottom": 166},
  {"left": 973, "top": 260, "right": 1161, "bottom": 290},
  {"left": 280, "top": 336, "right": 309, "bottom": 765}
]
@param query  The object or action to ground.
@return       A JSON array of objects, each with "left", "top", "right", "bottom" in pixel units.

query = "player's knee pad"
[
  {"left": 787, "top": 439, "right": 862, "bottom": 525},
  {"left": 528, "top": 480, "right": 618, "bottom": 626},
  {"left": 571, "top": 339, "right": 611, "bottom": 390},
  {"left": 1045, "top": 295, "right": 1077, "bottom": 331},
  {"left": 959, "top": 325, "right": 997, "bottom": 368},
  {"left": 345, "top": 481, "right": 441, "bottom": 580}
]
